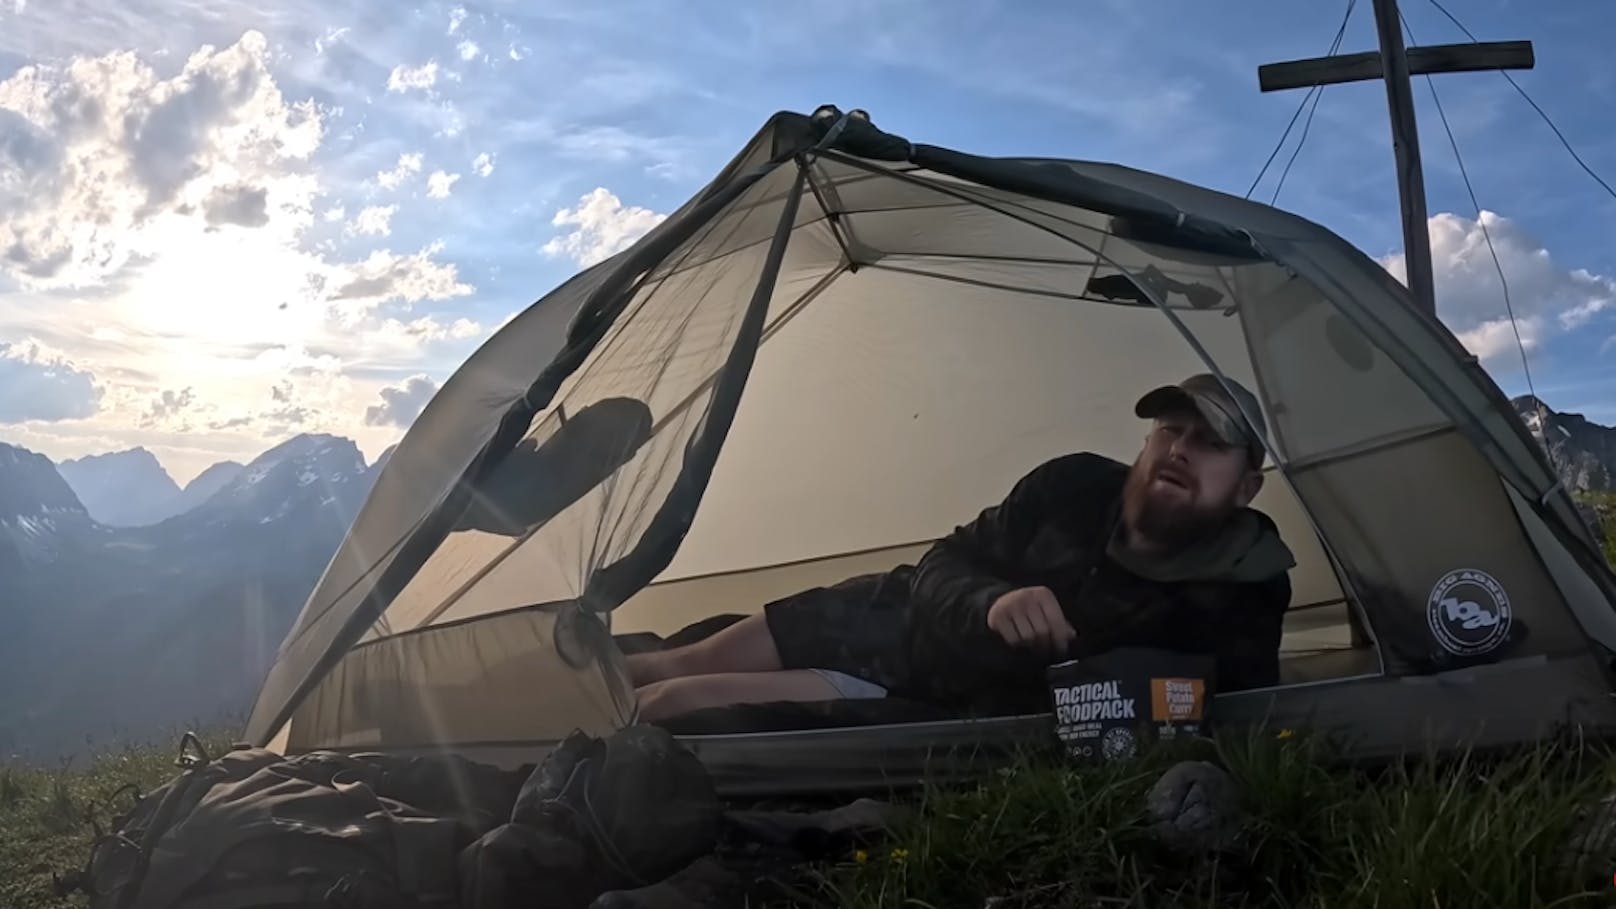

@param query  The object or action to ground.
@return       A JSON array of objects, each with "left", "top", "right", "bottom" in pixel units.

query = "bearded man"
[{"left": 628, "top": 374, "right": 1297, "bottom": 722}]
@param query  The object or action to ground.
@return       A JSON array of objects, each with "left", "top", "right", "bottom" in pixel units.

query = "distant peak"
[
  {"left": 57, "top": 446, "right": 175, "bottom": 477},
  {"left": 255, "top": 433, "right": 357, "bottom": 461},
  {"left": 65, "top": 446, "right": 156, "bottom": 460}
]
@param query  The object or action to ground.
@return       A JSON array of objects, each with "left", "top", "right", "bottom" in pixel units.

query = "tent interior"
[{"left": 252, "top": 113, "right": 1616, "bottom": 791}]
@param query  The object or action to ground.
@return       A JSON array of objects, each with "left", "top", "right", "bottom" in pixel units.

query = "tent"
[{"left": 244, "top": 106, "right": 1616, "bottom": 796}]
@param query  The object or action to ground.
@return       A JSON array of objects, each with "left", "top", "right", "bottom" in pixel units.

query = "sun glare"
[{"left": 119, "top": 212, "right": 330, "bottom": 349}]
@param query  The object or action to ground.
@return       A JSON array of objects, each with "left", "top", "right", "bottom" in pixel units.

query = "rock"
[
  {"left": 1559, "top": 790, "right": 1616, "bottom": 886},
  {"left": 1144, "top": 760, "right": 1246, "bottom": 854}
]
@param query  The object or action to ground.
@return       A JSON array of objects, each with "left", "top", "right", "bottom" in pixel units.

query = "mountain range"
[
  {"left": 0, "top": 396, "right": 1611, "bottom": 761},
  {"left": 56, "top": 448, "right": 244, "bottom": 527},
  {"left": 0, "top": 433, "right": 394, "bottom": 760},
  {"left": 1515, "top": 396, "right": 1616, "bottom": 492}
]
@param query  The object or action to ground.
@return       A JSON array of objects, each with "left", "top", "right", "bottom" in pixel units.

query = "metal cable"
[{"left": 1245, "top": 0, "right": 1358, "bottom": 199}]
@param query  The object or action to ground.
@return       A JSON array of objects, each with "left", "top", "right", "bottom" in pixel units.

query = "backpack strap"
[{"left": 93, "top": 744, "right": 225, "bottom": 909}]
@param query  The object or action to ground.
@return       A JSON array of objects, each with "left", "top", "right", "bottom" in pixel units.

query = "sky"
[{"left": 1, "top": 0, "right": 1614, "bottom": 484}]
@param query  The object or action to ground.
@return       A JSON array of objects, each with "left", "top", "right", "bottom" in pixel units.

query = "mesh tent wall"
[{"left": 245, "top": 107, "right": 1616, "bottom": 794}]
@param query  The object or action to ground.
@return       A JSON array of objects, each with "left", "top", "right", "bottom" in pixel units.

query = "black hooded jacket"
[{"left": 894, "top": 452, "right": 1296, "bottom": 714}]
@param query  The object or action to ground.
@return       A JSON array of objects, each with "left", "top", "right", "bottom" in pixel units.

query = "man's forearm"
[{"left": 910, "top": 538, "right": 1017, "bottom": 638}]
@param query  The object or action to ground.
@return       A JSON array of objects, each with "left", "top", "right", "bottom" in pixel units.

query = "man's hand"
[{"left": 986, "top": 586, "right": 1076, "bottom": 657}]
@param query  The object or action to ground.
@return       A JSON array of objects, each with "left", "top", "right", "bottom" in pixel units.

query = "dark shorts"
[{"left": 762, "top": 570, "right": 915, "bottom": 694}]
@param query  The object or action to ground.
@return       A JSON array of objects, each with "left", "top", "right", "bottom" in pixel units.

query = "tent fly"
[{"left": 244, "top": 106, "right": 1616, "bottom": 796}]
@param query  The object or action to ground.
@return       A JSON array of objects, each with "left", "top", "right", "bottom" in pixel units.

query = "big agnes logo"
[{"left": 1427, "top": 569, "right": 1512, "bottom": 656}]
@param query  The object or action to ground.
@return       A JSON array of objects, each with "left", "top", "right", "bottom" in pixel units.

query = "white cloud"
[
  {"left": 1379, "top": 211, "right": 1616, "bottom": 366},
  {"left": 0, "top": 339, "right": 104, "bottom": 422},
  {"left": 550, "top": 125, "right": 667, "bottom": 164},
  {"left": 315, "top": 26, "right": 350, "bottom": 55},
  {"left": 1559, "top": 276, "right": 1616, "bottom": 329},
  {"left": 426, "top": 170, "right": 460, "bottom": 199},
  {"left": 375, "top": 151, "right": 423, "bottom": 189},
  {"left": 447, "top": 6, "right": 467, "bottom": 35},
  {"left": 472, "top": 152, "right": 494, "bottom": 178},
  {"left": 141, "top": 386, "right": 197, "bottom": 428},
  {"left": 508, "top": 44, "right": 526, "bottom": 61},
  {"left": 365, "top": 374, "right": 439, "bottom": 427},
  {"left": 541, "top": 188, "right": 666, "bottom": 267},
  {"left": 328, "top": 241, "right": 474, "bottom": 315},
  {"left": 386, "top": 60, "right": 438, "bottom": 93},
  {"left": 252, "top": 344, "right": 343, "bottom": 376},
  {"left": 457, "top": 40, "right": 480, "bottom": 62},
  {"left": 202, "top": 184, "right": 269, "bottom": 228},
  {"left": 1454, "top": 317, "right": 1543, "bottom": 365},
  {"left": 0, "top": 29, "right": 323, "bottom": 288},
  {"left": 374, "top": 316, "right": 482, "bottom": 346},
  {"left": 645, "top": 161, "right": 683, "bottom": 182},
  {"left": 347, "top": 204, "right": 396, "bottom": 237},
  {"left": 0, "top": 36, "right": 477, "bottom": 479},
  {"left": 433, "top": 102, "right": 465, "bottom": 139}
]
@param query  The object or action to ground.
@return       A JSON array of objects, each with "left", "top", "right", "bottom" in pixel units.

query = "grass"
[
  {"left": 794, "top": 730, "right": 1616, "bottom": 909},
  {"left": 0, "top": 729, "right": 237, "bottom": 909},
  {"left": 2, "top": 726, "right": 1615, "bottom": 908}
]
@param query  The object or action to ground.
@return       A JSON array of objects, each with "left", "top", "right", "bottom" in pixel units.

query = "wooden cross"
[{"left": 1257, "top": 0, "right": 1534, "bottom": 318}]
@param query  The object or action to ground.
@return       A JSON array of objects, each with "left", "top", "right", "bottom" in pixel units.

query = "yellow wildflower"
[{"left": 854, "top": 849, "right": 869, "bottom": 864}]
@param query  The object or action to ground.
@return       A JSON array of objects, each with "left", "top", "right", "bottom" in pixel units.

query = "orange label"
[{"left": 1151, "top": 677, "right": 1205, "bottom": 722}]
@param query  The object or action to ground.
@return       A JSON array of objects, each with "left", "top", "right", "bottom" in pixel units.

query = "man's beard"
[{"left": 1122, "top": 460, "right": 1236, "bottom": 550}]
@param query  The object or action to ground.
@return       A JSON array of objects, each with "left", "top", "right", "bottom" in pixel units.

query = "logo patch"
[
  {"left": 1427, "top": 569, "right": 1512, "bottom": 656},
  {"left": 1101, "top": 725, "right": 1137, "bottom": 761}
]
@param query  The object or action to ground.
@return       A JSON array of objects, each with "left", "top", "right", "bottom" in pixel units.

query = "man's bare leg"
[
  {"left": 636, "top": 670, "right": 844, "bottom": 722},
  {"left": 625, "top": 613, "right": 784, "bottom": 687}
]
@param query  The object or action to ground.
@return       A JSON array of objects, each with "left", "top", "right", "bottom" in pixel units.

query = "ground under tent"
[{"left": 243, "top": 106, "right": 1616, "bottom": 796}]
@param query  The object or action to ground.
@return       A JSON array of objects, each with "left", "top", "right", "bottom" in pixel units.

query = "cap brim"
[
  {"left": 1136, "top": 385, "right": 1195, "bottom": 420},
  {"left": 1136, "top": 385, "right": 1248, "bottom": 449}
]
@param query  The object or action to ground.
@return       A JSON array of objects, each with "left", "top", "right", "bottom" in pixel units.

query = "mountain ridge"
[
  {"left": 0, "top": 442, "right": 97, "bottom": 576},
  {"left": 0, "top": 431, "right": 391, "bottom": 759},
  {"left": 173, "top": 459, "right": 246, "bottom": 513},
  {"left": 1513, "top": 395, "right": 1616, "bottom": 493},
  {"left": 57, "top": 447, "right": 182, "bottom": 527}
]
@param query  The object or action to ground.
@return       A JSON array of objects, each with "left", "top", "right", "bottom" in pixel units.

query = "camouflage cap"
[{"left": 1135, "top": 373, "right": 1269, "bottom": 464}]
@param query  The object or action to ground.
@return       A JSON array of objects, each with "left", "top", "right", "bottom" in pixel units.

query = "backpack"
[
  {"left": 66, "top": 733, "right": 523, "bottom": 909},
  {"left": 459, "top": 725, "right": 723, "bottom": 909}
]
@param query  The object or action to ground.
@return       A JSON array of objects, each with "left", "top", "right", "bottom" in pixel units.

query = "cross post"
[{"left": 1257, "top": 0, "right": 1534, "bottom": 318}]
